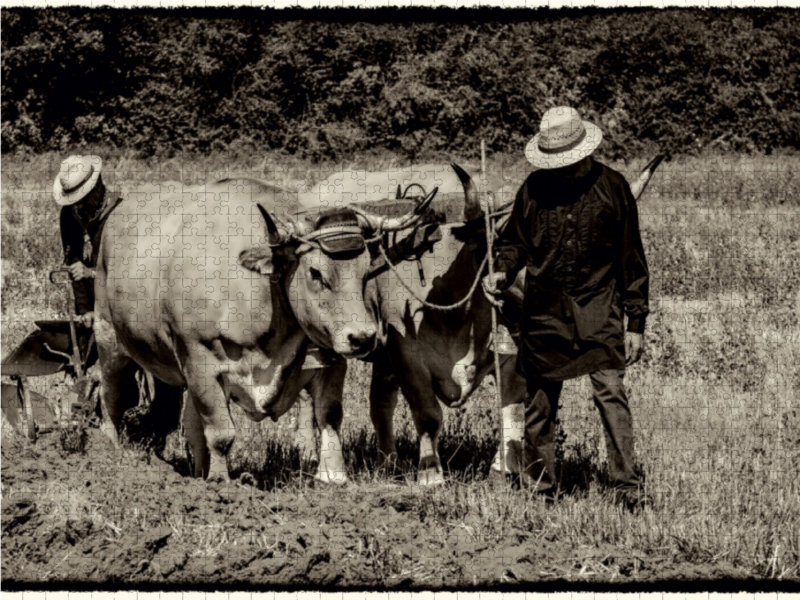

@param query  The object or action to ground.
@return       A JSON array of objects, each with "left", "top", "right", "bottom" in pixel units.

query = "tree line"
[{"left": 2, "top": 7, "right": 799, "bottom": 160}]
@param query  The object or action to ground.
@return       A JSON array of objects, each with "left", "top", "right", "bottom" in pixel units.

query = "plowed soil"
[{"left": 1, "top": 426, "right": 748, "bottom": 590}]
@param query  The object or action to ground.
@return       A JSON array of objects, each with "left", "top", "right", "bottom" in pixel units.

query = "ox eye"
[{"left": 309, "top": 267, "right": 328, "bottom": 289}]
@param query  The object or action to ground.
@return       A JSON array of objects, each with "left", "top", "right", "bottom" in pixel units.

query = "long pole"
[
  {"left": 481, "top": 141, "right": 506, "bottom": 480},
  {"left": 50, "top": 270, "right": 84, "bottom": 379},
  {"left": 481, "top": 140, "right": 487, "bottom": 198}
]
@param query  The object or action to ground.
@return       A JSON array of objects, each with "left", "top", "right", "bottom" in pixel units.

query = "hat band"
[
  {"left": 61, "top": 166, "right": 94, "bottom": 193},
  {"left": 538, "top": 127, "right": 587, "bottom": 155}
]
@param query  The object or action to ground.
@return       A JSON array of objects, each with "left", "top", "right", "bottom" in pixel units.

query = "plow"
[{"left": 1, "top": 269, "right": 100, "bottom": 441}]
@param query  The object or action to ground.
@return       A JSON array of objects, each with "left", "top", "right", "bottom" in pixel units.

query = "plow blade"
[
  {"left": 1, "top": 321, "right": 97, "bottom": 378},
  {"left": 1, "top": 383, "right": 58, "bottom": 434}
]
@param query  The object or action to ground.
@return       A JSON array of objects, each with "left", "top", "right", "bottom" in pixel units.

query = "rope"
[
  {"left": 372, "top": 236, "right": 502, "bottom": 312},
  {"left": 281, "top": 205, "right": 512, "bottom": 313}
]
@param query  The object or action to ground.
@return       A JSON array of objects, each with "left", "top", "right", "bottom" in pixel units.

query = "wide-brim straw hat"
[
  {"left": 525, "top": 107, "right": 603, "bottom": 169},
  {"left": 53, "top": 155, "right": 102, "bottom": 206}
]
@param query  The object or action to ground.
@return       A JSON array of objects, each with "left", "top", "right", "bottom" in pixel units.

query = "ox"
[
  {"left": 94, "top": 177, "right": 433, "bottom": 483},
  {"left": 295, "top": 158, "right": 664, "bottom": 484}
]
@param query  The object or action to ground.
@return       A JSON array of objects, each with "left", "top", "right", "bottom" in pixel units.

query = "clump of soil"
[
  {"left": 1, "top": 427, "right": 745, "bottom": 588},
  {"left": 58, "top": 425, "right": 89, "bottom": 457}
]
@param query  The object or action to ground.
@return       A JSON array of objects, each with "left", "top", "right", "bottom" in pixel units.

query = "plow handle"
[{"left": 49, "top": 269, "right": 84, "bottom": 379}]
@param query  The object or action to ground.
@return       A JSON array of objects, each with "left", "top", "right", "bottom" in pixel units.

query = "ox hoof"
[
  {"left": 100, "top": 421, "right": 122, "bottom": 448},
  {"left": 314, "top": 468, "right": 348, "bottom": 486},
  {"left": 238, "top": 472, "right": 257, "bottom": 487},
  {"left": 487, "top": 468, "right": 522, "bottom": 491},
  {"left": 301, "top": 449, "right": 320, "bottom": 463},
  {"left": 205, "top": 473, "right": 231, "bottom": 488},
  {"left": 417, "top": 467, "right": 445, "bottom": 487},
  {"left": 294, "top": 434, "right": 319, "bottom": 463},
  {"left": 375, "top": 453, "right": 399, "bottom": 470}
]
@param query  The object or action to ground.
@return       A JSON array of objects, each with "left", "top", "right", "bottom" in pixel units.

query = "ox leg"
[
  {"left": 369, "top": 350, "right": 400, "bottom": 472},
  {"left": 94, "top": 319, "right": 140, "bottom": 448},
  {"left": 181, "top": 391, "right": 208, "bottom": 478},
  {"left": 399, "top": 375, "right": 445, "bottom": 487},
  {"left": 415, "top": 402, "right": 444, "bottom": 487},
  {"left": 491, "top": 355, "right": 528, "bottom": 475},
  {"left": 121, "top": 375, "right": 183, "bottom": 459},
  {"left": 183, "top": 368, "right": 235, "bottom": 482},
  {"left": 305, "top": 364, "right": 347, "bottom": 485},
  {"left": 148, "top": 378, "right": 184, "bottom": 460},
  {"left": 294, "top": 390, "right": 319, "bottom": 462}
]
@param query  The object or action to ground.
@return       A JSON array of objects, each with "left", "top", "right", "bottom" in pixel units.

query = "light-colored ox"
[
  {"left": 294, "top": 158, "right": 664, "bottom": 484},
  {"left": 94, "top": 177, "right": 432, "bottom": 483}
]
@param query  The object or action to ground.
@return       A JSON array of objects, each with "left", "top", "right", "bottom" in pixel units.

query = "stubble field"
[{"left": 2, "top": 152, "right": 799, "bottom": 587}]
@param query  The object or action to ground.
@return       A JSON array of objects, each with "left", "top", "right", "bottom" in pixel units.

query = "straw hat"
[
  {"left": 525, "top": 107, "right": 603, "bottom": 169},
  {"left": 53, "top": 155, "right": 102, "bottom": 206}
]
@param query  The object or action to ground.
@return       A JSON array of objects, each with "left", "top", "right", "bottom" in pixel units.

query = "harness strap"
[
  {"left": 302, "top": 225, "right": 363, "bottom": 242},
  {"left": 373, "top": 241, "right": 497, "bottom": 311},
  {"left": 363, "top": 206, "right": 512, "bottom": 310}
]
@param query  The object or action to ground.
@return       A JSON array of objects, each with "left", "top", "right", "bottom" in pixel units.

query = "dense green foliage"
[{"left": 2, "top": 7, "right": 800, "bottom": 159}]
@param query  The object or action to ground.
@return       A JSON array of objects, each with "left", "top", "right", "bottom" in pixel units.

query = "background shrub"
[{"left": 2, "top": 7, "right": 799, "bottom": 160}]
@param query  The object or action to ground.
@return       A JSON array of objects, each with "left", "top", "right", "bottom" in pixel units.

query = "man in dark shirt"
[
  {"left": 54, "top": 155, "right": 122, "bottom": 325},
  {"left": 483, "top": 107, "right": 650, "bottom": 508}
]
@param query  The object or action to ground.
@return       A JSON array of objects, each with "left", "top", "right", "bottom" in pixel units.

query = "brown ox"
[
  {"left": 295, "top": 158, "right": 664, "bottom": 484},
  {"left": 94, "top": 177, "right": 433, "bottom": 483}
]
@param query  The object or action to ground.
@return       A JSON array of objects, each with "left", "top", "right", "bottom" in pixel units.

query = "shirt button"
[
  {"left": 567, "top": 240, "right": 573, "bottom": 246},
  {"left": 567, "top": 214, "right": 573, "bottom": 220}
]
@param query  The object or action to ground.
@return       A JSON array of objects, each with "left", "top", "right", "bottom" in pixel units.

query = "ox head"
[{"left": 239, "top": 192, "right": 436, "bottom": 358}]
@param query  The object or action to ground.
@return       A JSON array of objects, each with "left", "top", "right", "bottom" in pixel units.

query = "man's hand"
[
  {"left": 625, "top": 332, "right": 644, "bottom": 366},
  {"left": 68, "top": 262, "right": 92, "bottom": 281},
  {"left": 482, "top": 272, "right": 507, "bottom": 295},
  {"left": 78, "top": 311, "right": 95, "bottom": 328}
]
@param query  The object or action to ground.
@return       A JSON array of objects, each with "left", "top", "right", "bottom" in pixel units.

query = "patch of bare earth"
[{"left": 2, "top": 426, "right": 748, "bottom": 589}]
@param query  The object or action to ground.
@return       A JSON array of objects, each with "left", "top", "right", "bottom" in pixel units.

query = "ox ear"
[{"left": 238, "top": 246, "right": 275, "bottom": 276}]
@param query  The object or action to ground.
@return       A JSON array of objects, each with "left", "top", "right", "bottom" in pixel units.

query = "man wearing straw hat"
[
  {"left": 483, "top": 107, "right": 650, "bottom": 509},
  {"left": 54, "top": 155, "right": 122, "bottom": 326}
]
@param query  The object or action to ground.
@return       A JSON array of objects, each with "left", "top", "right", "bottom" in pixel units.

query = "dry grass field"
[{"left": 2, "top": 151, "right": 799, "bottom": 586}]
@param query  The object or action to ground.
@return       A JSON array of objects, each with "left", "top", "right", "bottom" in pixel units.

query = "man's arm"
[
  {"left": 60, "top": 207, "right": 83, "bottom": 267},
  {"left": 492, "top": 177, "right": 532, "bottom": 290},
  {"left": 60, "top": 208, "right": 94, "bottom": 315},
  {"left": 619, "top": 181, "right": 650, "bottom": 334}
]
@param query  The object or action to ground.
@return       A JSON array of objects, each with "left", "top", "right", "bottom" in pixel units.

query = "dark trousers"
[{"left": 522, "top": 369, "right": 642, "bottom": 492}]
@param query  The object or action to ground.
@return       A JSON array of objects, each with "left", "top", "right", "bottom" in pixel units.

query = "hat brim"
[
  {"left": 53, "top": 163, "right": 102, "bottom": 206},
  {"left": 525, "top": 121, "right": 603, "bottom": 170}
]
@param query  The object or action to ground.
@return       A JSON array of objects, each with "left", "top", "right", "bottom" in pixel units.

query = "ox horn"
[
  {"left": 256, "top": 205, "right": 312, "bottom": 245},
  {"left": 630, "top": 154, "right": 665, "bottom": 200},
  {"left": 451, "top": 163, "right": 483, "bottom": 221},
  {"left": 354, "top": 187, "right": 438, "bottom": 233},
  {"left": 256, "top": 204, "right": 286, "bottom": 246}
]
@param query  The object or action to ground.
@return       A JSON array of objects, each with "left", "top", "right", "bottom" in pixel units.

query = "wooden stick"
[
  {"left": 481, "top": 140, "right": 486, "bottom": 184},
  {"left": 481, "top": 139, "right": 506, "bottom": 481}
]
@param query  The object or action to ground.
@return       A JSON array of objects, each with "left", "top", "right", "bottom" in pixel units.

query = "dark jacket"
[
  {"left": 494, "top": 159, "right": 649, "bottom": 382},
  {"left": 60, "top": 190, "right": 122, "bottom": 315}
]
